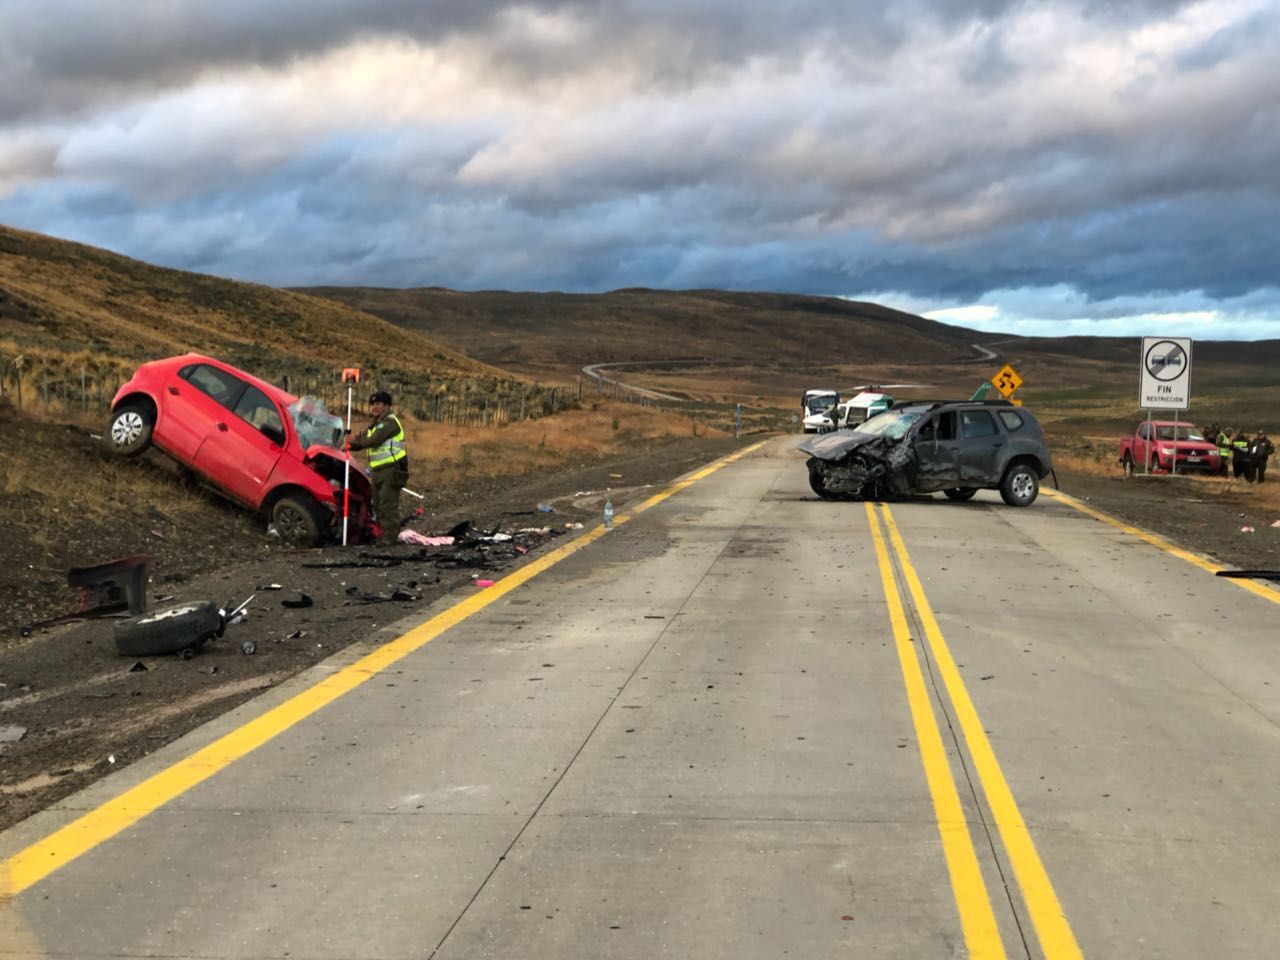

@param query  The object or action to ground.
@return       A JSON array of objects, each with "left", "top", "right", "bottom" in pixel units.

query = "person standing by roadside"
[
  {"left": 1250, "top": 430, "right": 1274, "bottom": 483},
  {"left": 1216, "top": 427, "right": 1233, "bottom": 476},
  {"left": 1232, "top": 430, "right": 1253, "bottom": 481},
  {"left": 347, "top": 390, "right": 409, "bottom": 543}
]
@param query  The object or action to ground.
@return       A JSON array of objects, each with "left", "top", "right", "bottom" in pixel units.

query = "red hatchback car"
[{"left": 108, "top": 354, "right": 378, "bottom": 546}]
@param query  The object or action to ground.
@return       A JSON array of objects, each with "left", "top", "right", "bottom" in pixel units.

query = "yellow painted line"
[
  {"left": 880, "top": 504, "right": 1084, "bottom": 960},
  {"left": 864, "top": 503, "right": 1007, "bottom": 959},
  {"left": 0, "top": 440, "right": 770, "bottom": 898},
  {"left": 1042, "top": 488, "right": 1279, "bottom": 605}
]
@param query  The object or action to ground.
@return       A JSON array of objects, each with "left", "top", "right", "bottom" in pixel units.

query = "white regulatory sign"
[{"left": 1139, "top": 336, "right": 1192, "bottom": 410}]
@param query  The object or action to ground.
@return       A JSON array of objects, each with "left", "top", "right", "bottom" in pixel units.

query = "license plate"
[{"left": 1187, "top": 456, "right": 1201, "bottom": 462}]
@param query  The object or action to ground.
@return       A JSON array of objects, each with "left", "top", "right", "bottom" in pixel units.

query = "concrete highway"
[{"left": 2, "top": 436, "right": 1278, "bottom": 959}]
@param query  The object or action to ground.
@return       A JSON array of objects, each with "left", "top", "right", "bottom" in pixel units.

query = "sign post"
[{"left": 1139, "top": 337, "right": 1192, "bottom": 477}]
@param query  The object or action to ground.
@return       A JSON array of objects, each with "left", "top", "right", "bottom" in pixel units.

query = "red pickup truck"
[{"left": 1118, "top": 421, "right": 1221, "bottom": 477}]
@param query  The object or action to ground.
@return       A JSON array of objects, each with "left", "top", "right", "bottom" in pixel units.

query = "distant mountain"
[{"left": 298, "top": 286, "right": 997, "bottom": 369}]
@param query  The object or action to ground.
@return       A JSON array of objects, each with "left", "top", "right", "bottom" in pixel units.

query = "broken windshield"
[
  {"left": 855, "top": 408, "right": 924, "bottom": 440},
  {"left": 287, "top": 396, "right": 344, "bottom": 450}
]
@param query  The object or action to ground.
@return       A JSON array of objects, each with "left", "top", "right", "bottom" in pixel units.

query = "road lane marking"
[
  {"left": 0, "top": 440, "right": 770, "bottom": 899},
  {"left": 864, "top": 502, "right": 1008, "bottom": 960},
  {"left": 880, "top": 503, "right": 1085, "bottom": 960},
  {"left": 1042, "top": 489, "right": 1279, "bottom": 605}
]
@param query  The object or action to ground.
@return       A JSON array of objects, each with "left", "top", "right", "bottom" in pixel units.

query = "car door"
[
  {"left": 191, "top": 383, "right": 288, "bottom": 507},
  {"left": 156, "top": 362, "right": 245, "bottom": 462},
  {"left": 912, "top": 411, "right": 960, "bottom": 490},
  {"left": 956, "top": 409, "right": 1003, "bottom": 482}
]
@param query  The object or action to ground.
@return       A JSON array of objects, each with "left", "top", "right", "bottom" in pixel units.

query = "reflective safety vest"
[
  {"left": 1217, "top": 433, "right": 1232, "bottom": 460},
  {"left": 368, "top": 414, "right": 407, "bottom": 469}
]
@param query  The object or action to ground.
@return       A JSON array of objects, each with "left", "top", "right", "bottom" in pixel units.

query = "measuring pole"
[{"left": 341, "top": 368, "right": 360, "bottom": 545}]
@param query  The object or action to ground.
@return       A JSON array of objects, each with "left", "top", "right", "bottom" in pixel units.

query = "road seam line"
[
  {"left": 864, "top": 502, "right": 1008, "bottom": 959},
  {"left": 880, "top": 504, "right": 1084, "bottom": 960}
]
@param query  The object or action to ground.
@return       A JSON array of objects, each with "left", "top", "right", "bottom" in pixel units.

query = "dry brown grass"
[{"left": 398, "top": 400, "right": 725, "bottom": 489}]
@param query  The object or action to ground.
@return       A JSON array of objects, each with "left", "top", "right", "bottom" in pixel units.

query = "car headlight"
[{"left": 1159, "top": 447, "right": 1175, "bottom": 455}]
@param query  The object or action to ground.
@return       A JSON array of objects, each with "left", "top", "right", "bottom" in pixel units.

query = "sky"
[{"left": 1, "top": 0, "right": 1278, "bottom": 341}]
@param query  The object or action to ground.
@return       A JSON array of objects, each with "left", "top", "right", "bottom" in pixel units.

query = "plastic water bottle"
[{"left": 604, "top": 498, "right": 614, "bottom": 530}]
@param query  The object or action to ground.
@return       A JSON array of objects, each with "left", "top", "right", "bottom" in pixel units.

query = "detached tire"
[
  {"left": 114, "top": 601, "right": 222, "bottom": 657},
  {"left": 943, "top": 487, "right": 978, "bottom": 501},
  {"left": 1000, "top": 463, "right": 1040, "bottom": 507},
  {"left": 272, "top": 494, "right": 327, "bottom": 547},
  {"left": 107, "top": 403, "right": 155, "bottom": 457}
]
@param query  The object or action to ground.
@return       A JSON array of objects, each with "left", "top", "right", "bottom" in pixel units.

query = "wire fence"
[{"left": 0, "top": 351, "right": 786, "bottom": 435}]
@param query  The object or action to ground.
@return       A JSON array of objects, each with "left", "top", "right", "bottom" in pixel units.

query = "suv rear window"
[{"left": 998, "top": 410, "right": 1025, "bottom": 431}]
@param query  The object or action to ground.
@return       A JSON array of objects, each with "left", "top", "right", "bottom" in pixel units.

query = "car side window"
[
  {"left": 998, "top": 410, "right": 1024, "bottom": 431},
  {"left": 915, "top": 412, "right": 956, "bottom": 442},
  {"left": 233, "top": 386, "right": 284, "bottom": 439},
  {"left": 961, "top": 410, "right": 997, "bottom": 439},
  {"left": 186, "top": 364, "right": 246, "bottom": 410},
  {"left": 1137, "top": 423, "right": 1151, "bottom": 440}
]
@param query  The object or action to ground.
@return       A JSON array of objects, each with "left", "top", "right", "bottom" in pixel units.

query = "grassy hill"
[
  {"left": 299, "top": 286, "right": 991, "bottom": 370},
  {"left": 0, "top": 225, "right": 523, "bottom": 417}
]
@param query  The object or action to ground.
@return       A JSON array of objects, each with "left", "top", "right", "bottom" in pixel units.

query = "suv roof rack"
[{"left": 888, "top": 398, "right": 1014, "bottom": 410}]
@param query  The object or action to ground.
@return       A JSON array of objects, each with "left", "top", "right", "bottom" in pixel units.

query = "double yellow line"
[{"left": 866, "top": 502, "right": 1084, "bottom": 960}]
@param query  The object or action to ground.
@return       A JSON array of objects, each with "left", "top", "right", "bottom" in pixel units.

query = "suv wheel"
[
  {"left": 1000, "top": 463, "right": 1039, "bottom": 507},
  {"left": 107, "top": 403, "right": 154, "bottom": 457},
  {"left": 807, "top": 460, "right": 836, "bottom": 499},
  {"left": 943, "top": 487, "right": 977, "bottom": 501}
]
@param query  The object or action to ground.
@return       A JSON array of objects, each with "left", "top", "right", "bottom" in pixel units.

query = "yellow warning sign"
[{"left": 992, "top": 364, "right": 1023, "bottom": 398}]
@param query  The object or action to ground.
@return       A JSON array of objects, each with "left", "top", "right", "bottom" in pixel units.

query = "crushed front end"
[{"left": 304, "top": 448, "right": 382, "bottom": 543}]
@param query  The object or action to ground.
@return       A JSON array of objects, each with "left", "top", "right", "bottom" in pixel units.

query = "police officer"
[
  {"left": 1232, "top": 430, "right": 1253, "bottom": 481},
  {"left": 347, "top": 390, "right": 409, "bottom": 542},
  {"left": 1216, "top": 427, "right": 1233, "bottom": 476},
  {"left": 1250, "top": 430, "right": 1274, "bottom": 483}
]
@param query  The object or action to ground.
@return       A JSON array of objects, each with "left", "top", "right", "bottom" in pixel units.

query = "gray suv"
[{"left": 798, "top": 400, "right": 1053, "bottom": 506}]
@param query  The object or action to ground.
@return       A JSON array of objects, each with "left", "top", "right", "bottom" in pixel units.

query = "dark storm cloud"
[{"left": 1, "top": 0, "right": 1278, "bottom": 338}]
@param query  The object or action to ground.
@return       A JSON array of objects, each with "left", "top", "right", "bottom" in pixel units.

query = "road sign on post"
[
  {"left": 1139, "top": 337, "right": 1192, "bottom": 410},
  {"left": 992, "top": 364, "right": 1023, "bottom": 402}
]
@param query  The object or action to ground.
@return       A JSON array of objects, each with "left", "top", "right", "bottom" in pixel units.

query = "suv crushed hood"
[{"left": 798, "top": 429, "right": 887, "bottom": 461}]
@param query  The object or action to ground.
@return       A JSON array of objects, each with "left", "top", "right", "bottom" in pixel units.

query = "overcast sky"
[{"left": 2, "top": 0, "right": 1277, "bottom": 340}]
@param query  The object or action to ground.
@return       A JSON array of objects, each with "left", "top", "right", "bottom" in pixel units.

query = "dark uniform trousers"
[{"left": 373, "top": 462, "right": 409, "bottom": 541}]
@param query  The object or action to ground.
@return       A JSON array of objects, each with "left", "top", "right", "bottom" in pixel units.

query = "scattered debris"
[
  {"left": 128, "top": 661, "right": 148, "bottom": 673},
  {"left": 343, "top": 586, "right": 420, "bottom": 604},
  {"left": 0, "top": 725, "right": 27, "bottom": 746},
  {"left": 474, "top": 579, "right": 495, "bottom": 588},
  {"left": 241, "top": 640, "right": 257, "bottom": 655},
  {"left": 397, "top": 530, "right": 455, "bottom": 546},
  {"left": 258, "top": 583, "right": 283, "bottom": 591},
  {"left": 286, "top": 629, "right": 307, "bottom": 639},
  {"left": 537, "top": 503, "right": 555, "bottom": 513},
  {"left": 281, "top": 593, "right": 314, "bottom": 608},
  {"left": 1241, "top": 526, "right": 1256, "bottom": 533},
  {"left": 1216, "top": 570, "right": 1280, "bottom": 582}
]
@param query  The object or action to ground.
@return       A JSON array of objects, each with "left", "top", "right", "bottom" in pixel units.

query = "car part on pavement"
[
  {"left": 113, "top": 593, "right": 255, "bottom": 657},
  {"left": 1215, "top": 570, "right": 1280, "bottom": 582},
  {"left": 114, "top": 600, "right": 224, "bottom": 657}
]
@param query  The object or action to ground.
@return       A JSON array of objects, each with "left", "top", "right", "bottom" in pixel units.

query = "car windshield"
[
  {"left": 1156, "top": 426, "right": 1205, "bottom": 441},
  {"left": 856, "top": 408, "right": 924, "bottom": 440},
  {"left": 288, "top": 396, "right": 344, "bottom": 450},
  {"left": 806, "top": 395, "right": 837, "bottom": 414}
]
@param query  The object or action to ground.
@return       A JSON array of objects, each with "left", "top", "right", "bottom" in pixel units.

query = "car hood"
[{"left": 798, "top": 429, "right": 886, "bottom": 461}]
